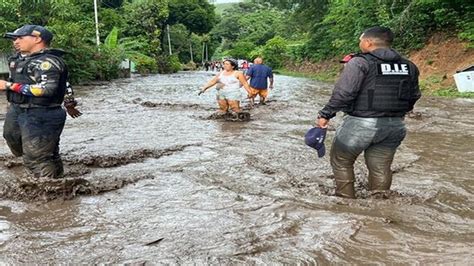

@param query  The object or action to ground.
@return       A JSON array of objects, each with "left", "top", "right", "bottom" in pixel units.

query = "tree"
[
  {"left": 164, "top": 0, "right": 217, "bottom": 63},
  {"left": 122, "top": 0, "right": 169, "bottom": 56},
  {"left": 168, "top": 0, "right": 216, "bottom": 34}
]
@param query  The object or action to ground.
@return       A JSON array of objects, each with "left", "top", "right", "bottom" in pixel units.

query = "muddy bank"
[
  {"left": 0, "top": 144, "right": 201, "bottom": 201},
  {"left": 0, "top": 72, "right": 473, "bottom": 264}
]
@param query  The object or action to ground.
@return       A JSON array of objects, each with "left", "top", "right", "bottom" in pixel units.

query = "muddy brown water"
[{"left": 0, "top": 72, "right": 473, "bottom": 263}]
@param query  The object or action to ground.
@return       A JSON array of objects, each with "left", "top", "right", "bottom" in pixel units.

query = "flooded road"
[{"left": 0, "top": 72, "right": 473, "bottom": 263}]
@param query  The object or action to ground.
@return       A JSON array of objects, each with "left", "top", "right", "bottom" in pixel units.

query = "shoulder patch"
[{"left": 40, "top": 61, "right": 52, "bottom": 70}]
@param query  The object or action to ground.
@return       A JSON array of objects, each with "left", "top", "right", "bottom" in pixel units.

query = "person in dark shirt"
[
  {"left": 246, "top": 57, "right": 274, "bottom": 105},
  {"left": 316, "top": 26, "right": 421, "bottom": 198},
  {"left": 0, "top": 25, "right": 72, "bottom": 180}
]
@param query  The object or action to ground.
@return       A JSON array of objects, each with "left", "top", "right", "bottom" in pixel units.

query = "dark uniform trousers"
[
  {"left": 330, "top": 115, "right": 406, "bottom": 198},
  {"left": 4, "top": 104, "right": 66, "bottom": 178}
]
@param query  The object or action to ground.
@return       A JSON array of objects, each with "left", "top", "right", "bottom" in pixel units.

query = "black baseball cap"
[{"left": 4, "top": 25, "right": 53, "bottom": 44}]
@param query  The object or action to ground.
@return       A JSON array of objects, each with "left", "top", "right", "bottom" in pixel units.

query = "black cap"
[{"left": 4, "top": 25, "right": 53, "bottom": 44}]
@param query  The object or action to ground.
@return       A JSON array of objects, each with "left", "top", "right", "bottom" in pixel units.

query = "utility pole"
[
  {"left": 202, "top": 42, "right": 205, "bottom": 64},
  {"left": 93, "top": 0, "right": 100, "bottom": 48},
  {"left": 167, "top": 24, "right": 172, "bottom": 55},
  {"left": 190, "top": 43, "right": 194, "bottom": 62}
]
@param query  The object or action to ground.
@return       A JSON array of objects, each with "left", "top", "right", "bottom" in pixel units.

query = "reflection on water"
[{"left": 0, "top": 72, "right": 473, "bottom": 263}]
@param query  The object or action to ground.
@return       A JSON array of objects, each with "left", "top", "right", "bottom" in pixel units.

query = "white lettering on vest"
[{"left": 380, "top": 63, "right": 409, "bottom": 75}]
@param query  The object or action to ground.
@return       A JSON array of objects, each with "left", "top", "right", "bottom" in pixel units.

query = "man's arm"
[
  {"left": 408, "top": 64, "right": 421, "bottom": 111},
  {"left": 64, "top": 81, "right": 82, "bottom": 118},
  {"left": 2, "top": 57, "right": 64, "bottom": 97},
  {"left": 317, "top": 57, "right": 367, "bottom": 127},
  {"left": 245, "top": 67, "right": 253, "bottom": 81}
]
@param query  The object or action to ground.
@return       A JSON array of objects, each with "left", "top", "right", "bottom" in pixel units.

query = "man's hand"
[
  {"left": 317, "top": 117, "right": 329, "bottom": 128},
  {"left": 0, "top": 80, "right": 8, "bottom": 91},
  {"left": 64, "top": 100, "right": 82, "bottom": 118},
  {"left": 66, "top": 106, "right": 82, "bottom": 118}
]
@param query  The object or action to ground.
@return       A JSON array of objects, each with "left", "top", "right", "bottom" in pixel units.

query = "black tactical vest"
[
  {"left": 7, "top": 51, "right": 68, "bottom": 106},
  {"left": 352, "top": 53, "right": 417, "bottom": 112}
]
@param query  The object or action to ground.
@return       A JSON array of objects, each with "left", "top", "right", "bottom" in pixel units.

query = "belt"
[{"left": 12, "top": 103, "right": 62, "bottom": 108}]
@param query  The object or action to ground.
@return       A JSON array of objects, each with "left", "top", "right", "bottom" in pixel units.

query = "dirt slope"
[{"left": 409, "top": 35, "right": 474, "bottom": 89}]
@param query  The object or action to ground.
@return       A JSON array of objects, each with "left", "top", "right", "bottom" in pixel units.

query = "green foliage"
[
  {"left": 228, "top": 41, "right": 255, "bottom": 60},
  {"left": 92, "top": 47, "right": 123, "bottom": 80},
  {"left": 47, "top": 21, "right": 98, "bottom": 83},
  {"left": 418, "top": 75, "right": 474, "bottom": 99},
  {"left": 250, "top": 0, "right": 473, "bottom": 61},
  {"left": 260, "top": 36, "right": 288, "bottom": 69},
  {"left": 214, "top": 3, "right": 236, "bottom": 15},
  {"left": 276, "top": 67, "right": 339, "bottom": 83},
  {"left": 164, "top": 0, "right": 217, "bottom": 64},
  {"left": 163, "top": 24, "right": 191, "bottom": 62},
  {"left": 135, "top": 56, "right": 158, "bottom": 74},
  {"left": 211, "top": 2, "right": 286, "bottom": 58},
  {"left": 156, "top": 54, "right": 181, "bottom": 73},
  {"left": 104, "top": 27, "right": 120, "bottom": 49},
  {"left": 459, "top": 21, "right": 474, "bottom": 47},
  {"left": 122, "top": 0, "right": 169, "bottom": 56},
  {"left": 0, "top": 0, "right": 220, "bottom": 80},
  {"left": 103, "top": 27, "right": 153, "bottom": 62},
  {"left": 168, "top": 0, "right": 216, "bottom": 34},
  {"left": 431, "top": 87, "right": 474, "bottom": 98},
  {"left": 99, "top": 8, "right": 127, "bottom": 40}
]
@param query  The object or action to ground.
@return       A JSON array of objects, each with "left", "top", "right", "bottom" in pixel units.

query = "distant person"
[
  {"left": 198, "top": 58, "right": 252, "bottom": 115},
  {"left": 0, "top": 25, "right": 73, "bottom": 179},
  {"left": 241, "top": 60, "right": 249, "bottom": 75},
  {"left": 316, "top": 26, "right": 421, "bottom": 198},
  {"left": 246, "top": 57, "right": 273, "bottom": 105}
]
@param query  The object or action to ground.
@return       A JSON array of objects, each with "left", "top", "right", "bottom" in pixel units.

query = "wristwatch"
[{"left": 5, "top": 82, "right": 12, "bottom": 90}]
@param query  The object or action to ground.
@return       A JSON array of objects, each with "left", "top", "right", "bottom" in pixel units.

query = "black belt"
[{"left": 11, "top": 103, "right": 62, "bottom": 108}]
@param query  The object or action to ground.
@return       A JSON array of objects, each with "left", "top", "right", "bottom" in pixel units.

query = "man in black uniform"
[
  {"left": 316, "top": 26, "right": 421, "bottom": 198},
  {"left": 0, "top": 25, "right": 72, "bottom": 179}
]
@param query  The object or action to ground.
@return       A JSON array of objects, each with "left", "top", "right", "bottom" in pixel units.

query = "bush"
[
  {"left": 183, "top": 61, "right": 197, "bottom": 71},
  {"left": 261, "top": 36, "right": 288, "bottom": 69},
  {"left": 228, "top": 40, "right": 255, "bottom": 60},
  {"left": 92, "top": 47, "right": 123, "bottom": 80},
  {"left": 135, "top": 56, "right": 158, "bottom": 74},
  {"left": 156, "top": 54, "right": 182, "bottom": 74}
]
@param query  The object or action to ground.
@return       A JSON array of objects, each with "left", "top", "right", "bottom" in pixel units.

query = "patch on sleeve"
[
  {"left": 29, "top": 85, "right": 44, "bottom": 96},
  {"left": 40, "top": 61, "right": 52, "bottom": 71}
]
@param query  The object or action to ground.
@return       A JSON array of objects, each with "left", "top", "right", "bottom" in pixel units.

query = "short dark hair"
[{"left": 361, "top": 26, "right": 394, "bottom": 46}]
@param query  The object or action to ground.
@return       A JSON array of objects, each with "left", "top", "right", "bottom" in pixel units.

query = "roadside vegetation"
[
  {"left": 0, "top": 0, "right": 217, "bottom": 83},
  {"left": 1, "top": 0, "right": 472, "bottom": 97}
]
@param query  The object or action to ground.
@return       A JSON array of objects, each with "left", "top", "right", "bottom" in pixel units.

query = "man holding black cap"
[
  {"left": 316, "top": 26, "right": 421, "bottom": 198},
  {"left": 0, "top": 25, "right": 72, "bottom": 179}
]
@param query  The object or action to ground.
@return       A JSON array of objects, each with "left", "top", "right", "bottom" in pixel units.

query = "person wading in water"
[
  {"left": 199, "top": 58, "right": 253, "bottom": 120},
  {"left": 316, "top": 26, "right": 421, "bottom": 198}
]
